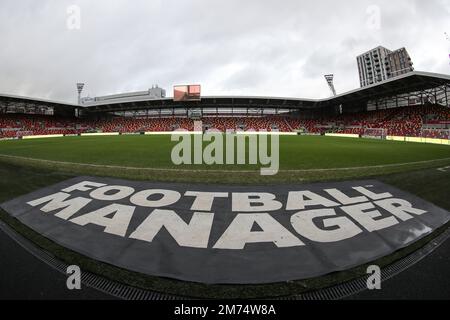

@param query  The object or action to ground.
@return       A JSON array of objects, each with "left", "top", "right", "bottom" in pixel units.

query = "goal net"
[
  {"left": 193, "top": 120, "right": 203, "bottom": 132},
  {"left": 361, "top": 128, "right": 387, "bottom": 140},
  {"left": 16, "top": 130, "right": 33, "bottom": 138},
  {"left": 419, "top": 129, "right": 450, "bottom": 140}
]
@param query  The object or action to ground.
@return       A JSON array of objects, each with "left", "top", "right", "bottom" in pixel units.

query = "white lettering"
[
  {"left": 70, "top": 204, "right": 135, "bottom": 236},
  {"left": 90, "top": 185, "right": 135, "bottom": 201},
  {"left": 185, "top": 191, "right": 228, "bottom": 211},
  {"left": 27, "top": 192, "right": 91, "bottom": 220},
  {"left": 341, "top": 202, "right": 398, "bottom": 232},
  {"left": 286, "top": 191, "right": 340, "bottom": 210},
  {"left": 291, "top": 208, "right": 363, "bottom": 242},
  {"left": 130, "top": 209, "right": 214, "bottom": 248},
  {"left": 375, "top": 198, "right": 427, "bottom": 221},
  {"left": 214, "top": 213, "right": 304, "bottom": 249},
  {"left": 232, "top": 193, "right": 282, "bottom": 212},
  {"left": 130, "top": 189, "right": 181, "bottom": 208}
]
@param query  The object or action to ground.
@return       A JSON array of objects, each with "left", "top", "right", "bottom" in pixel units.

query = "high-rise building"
[{"left": 357, "top": 46, "right": 414, "bottom": 87}]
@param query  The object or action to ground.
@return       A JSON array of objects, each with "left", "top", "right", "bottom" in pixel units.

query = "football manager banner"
[{"left": 2, "top": 176, "right": 449, "bottom": 284}]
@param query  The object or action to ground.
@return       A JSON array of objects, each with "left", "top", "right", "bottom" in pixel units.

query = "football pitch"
[
  {"left": 0, "top": 135, "right": 449, "bottom": 184},
  {"left": 0, "top": 134, "right": 450, "bottom": 298}
]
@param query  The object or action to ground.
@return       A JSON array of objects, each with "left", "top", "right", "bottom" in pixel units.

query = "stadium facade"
[
  {"left": 1, "top": 71, "right": 448, "bottom": 118},
  {"left": 0, "top": 71, "right": 449, "bottom": 139}
]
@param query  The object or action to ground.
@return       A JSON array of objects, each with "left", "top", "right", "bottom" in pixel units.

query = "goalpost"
[
  {"left": 361, "top": 128, "right": 387, "bottom": 140},
  {"left": 419, "top": 128, "right": 450, "bottom": 140}
]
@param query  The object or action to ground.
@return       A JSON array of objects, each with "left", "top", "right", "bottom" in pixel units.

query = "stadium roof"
[
  {"left": 0, "top": 92, "right": 78, "bottom": 108},
  {"left": 1, "top": 71, "right": 449, "bottom": 114},
  {"left": 83, "top": 71, "right": 450, "bottom": 113},
  {"left": 318, "top": 71, "right": 450, "bottom": 108}
]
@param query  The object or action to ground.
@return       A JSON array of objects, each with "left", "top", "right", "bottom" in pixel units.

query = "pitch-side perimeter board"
[{"left": 2, "top": 176, "right": 449, "bottom": 284}]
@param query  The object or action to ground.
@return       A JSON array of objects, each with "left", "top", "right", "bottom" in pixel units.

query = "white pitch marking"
[{"left": 0, "top": 154, "right": 449, "bottom": 174}]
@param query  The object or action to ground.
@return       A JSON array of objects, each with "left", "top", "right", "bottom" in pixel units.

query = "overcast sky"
[{"left": 0, "top": 0, "right": 449, "bottom": 103}]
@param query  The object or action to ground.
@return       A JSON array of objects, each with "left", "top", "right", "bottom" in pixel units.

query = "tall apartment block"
[{"left": 357, "top": 46, "right": 414, "bottom": 87}]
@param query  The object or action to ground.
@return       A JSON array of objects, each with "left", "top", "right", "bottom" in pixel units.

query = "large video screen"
[{"left": 173, "top": 84, "right": 201, "bottom": 101}]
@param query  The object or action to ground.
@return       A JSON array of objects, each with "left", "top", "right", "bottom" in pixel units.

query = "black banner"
[{"left": 2, "top": 176, "right": 449, "bottom": 284}]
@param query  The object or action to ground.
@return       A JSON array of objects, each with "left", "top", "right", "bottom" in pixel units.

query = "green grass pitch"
[
  {"left": 0, "top": 134, "right": 449, "bottom": 298},
  {"left": 0, "top": 134, "right": 449, "bottom": 170}
]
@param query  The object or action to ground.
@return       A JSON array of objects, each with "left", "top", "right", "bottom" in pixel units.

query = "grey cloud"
[{"left": 0, "top": 0, "right": 448, "bottom": 102}]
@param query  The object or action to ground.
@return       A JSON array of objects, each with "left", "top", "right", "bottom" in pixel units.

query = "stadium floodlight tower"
[
  {"left": 76, "top": 83, "right": 85, "bottom": 105},
  {"left": 324, "top": 74, "right": 337, "bottom": 96}
]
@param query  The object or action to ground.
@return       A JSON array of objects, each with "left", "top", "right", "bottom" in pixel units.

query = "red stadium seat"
[{"left": 1, "top": 104, "right": 449, "bottom": 139}]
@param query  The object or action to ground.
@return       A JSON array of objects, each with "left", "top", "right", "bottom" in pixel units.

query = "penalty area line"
[{"left": 0, "top": 154, "right": 450, "bottom": 174}]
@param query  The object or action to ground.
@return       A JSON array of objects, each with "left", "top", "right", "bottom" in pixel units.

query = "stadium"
[
  {"left": 1, "top": 71, "right": 450, "bottom": 184},
  {"left": 1, "top": 67, "right": 450, "bottom": 300}
]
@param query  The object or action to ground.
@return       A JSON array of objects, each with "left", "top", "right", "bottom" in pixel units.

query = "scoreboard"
[{"left": 173, "top": 84, "right": 201, "bottom": 101}]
